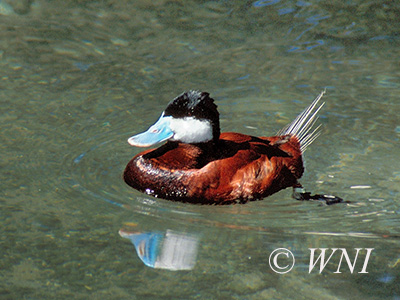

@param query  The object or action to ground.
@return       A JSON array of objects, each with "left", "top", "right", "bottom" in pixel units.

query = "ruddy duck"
[{"left": 124, "top": 91, "right": 343, "bottom": 205}]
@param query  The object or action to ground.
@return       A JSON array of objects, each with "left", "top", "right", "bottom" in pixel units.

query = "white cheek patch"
[{"left": 169, "top": 117, "right": 213, "bottom": 143}]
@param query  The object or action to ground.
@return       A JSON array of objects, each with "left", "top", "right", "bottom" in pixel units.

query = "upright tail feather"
[
  {"left": 277, "top": 91, "right": 325, "bottom": 152},
  {"left": 279, "top": 91, "right": 346, "bottom": 205}
]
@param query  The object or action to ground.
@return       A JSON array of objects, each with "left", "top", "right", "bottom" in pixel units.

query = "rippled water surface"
[{"left": 1, "top": 0, "right": 400, "bottom": 299}]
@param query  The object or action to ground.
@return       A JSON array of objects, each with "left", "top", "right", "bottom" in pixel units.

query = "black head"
[{"left": 164, "top": 91, "right": 220, "bottom": 141}]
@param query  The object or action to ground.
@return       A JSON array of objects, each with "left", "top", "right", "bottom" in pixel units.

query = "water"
[{"left": 1, "top": 0, "right": 400, "bottom": 299}]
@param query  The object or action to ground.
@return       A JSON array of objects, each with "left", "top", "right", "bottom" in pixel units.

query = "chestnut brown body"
[{"left": 124, "top": 132, "right": 303, "bottom": 204}]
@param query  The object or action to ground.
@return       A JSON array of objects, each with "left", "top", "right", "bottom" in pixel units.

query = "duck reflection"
[{"left": 119, "top": 226, "right": 199, "bottom": 271}]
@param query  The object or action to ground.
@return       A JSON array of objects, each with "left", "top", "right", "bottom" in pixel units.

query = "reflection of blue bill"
[
  {"left": 120, "top": 230, "right": 199, "bottom": 271},
  {"left": 124, "top": 232, "right": 162, "bottom": 268}
]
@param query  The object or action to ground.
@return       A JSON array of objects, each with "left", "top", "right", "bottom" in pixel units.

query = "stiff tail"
[
  {"left": 277, "top": 91, "right": 345, "bottom": 205},
  {"left": 277, "top": 91, "right": 325, "bottom": 152}
]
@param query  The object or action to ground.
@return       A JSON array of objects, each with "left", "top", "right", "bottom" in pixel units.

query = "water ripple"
[{"left": 62, "top": 128, "right": 400, "bottom": 237}]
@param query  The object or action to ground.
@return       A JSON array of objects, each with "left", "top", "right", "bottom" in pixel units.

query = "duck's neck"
[
  {"left": 184, "top": 139, "right": 221, "bottom": 167},
  {"left": 191, "top": 138, "right": 220, "bottom": 152}
]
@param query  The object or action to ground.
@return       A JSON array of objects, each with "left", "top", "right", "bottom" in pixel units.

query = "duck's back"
[{"left": 123, "top": 132, "right": 303, "bottom": 204}]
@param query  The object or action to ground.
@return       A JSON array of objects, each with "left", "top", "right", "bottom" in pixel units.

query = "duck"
[{"left": 123, "top": 90, "right": 343, "bottom": 205}]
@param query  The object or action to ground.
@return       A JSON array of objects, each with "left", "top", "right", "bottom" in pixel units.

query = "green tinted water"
[{"left": 1, "top": 0, "right": 400, "bottom": 299}]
